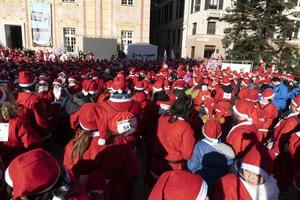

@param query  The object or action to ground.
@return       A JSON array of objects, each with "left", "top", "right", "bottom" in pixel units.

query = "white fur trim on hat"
[
  {"left": 82, "top": 90, "right": 89, "bottom": 96},
  {"left": 202, "top": 126, "right": 221, "bottom": 143},
  {"left": 19, "top": 80, "right": 36, "bottom": 88},
  {"left": 88, "top": 90, "right": 98, "bottom": 95},
  {"left": 153, "top": 87, "right": 163, "bottom": 92},
  {"left": 174, "top": 86, "right": 184, "bottom": 90},
  {"left": 98, "top": 138, "right": 106, "bottom": 145},
  {"left": 79, "top": 120, "right": 91, "bottom": 131},
  {"left": 232, "top": 105, "right": 252, "bottom": 121},
  {"left": 5, "top": 168, "right": 13, "bottom": 187},
  {"left": 241, "top": 163, "right": 269, "bottom": 178},
  {"left": 0, "top": 89, "right": 7, "bottom": 104},
  {"left": 195, "top": 179, "right": 208, "bottom": 200},
  {"left": 134, "top": 86, "right": 144, "bottom": 90},
  {"left": 296, "top": 132, "right": 300, "bottom": 137},
  {"left": 109, "top": 97, "right": 132, "bottom": 103}
]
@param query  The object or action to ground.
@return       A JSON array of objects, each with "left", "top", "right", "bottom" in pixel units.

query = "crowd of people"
[{"left": 0, "top": 48, "right": 299, "bottom": 200}]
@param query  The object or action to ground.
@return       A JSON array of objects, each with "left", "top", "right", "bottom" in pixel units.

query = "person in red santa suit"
[
  {"left": 63, "top": 103, "right": 138, "bottom": 200},
  {"left": 5, "top": 148, "right": 89, "bottom": 200},
  {"left": 213, "top": 77, "right": 235, "bottom": 136},
  {"left": 254, "top": 88, "right": 278, "bottom": 142},
  {"left": 132, "top": 80, "right": 148, "bottom": 109},
  {"left": 68, "top": 75, "right": 81, "bottom": 95},
  {"left": 272, "top": 95, "right": 300, "bottom": 156},
  {"left": 37, "top": 77, "right": 53, "bottom": 105},
  {"left": 149, "top": 94, "right": 196, "bottom": 181},
  {"left": 226, "top": 100, "right": 259, "bottom": 158},
  {"left": 0, "top": 88, "right": 41, "bottom": 167},
  {"left": 148, "top": 170, "right": 209, "bottom": 200},
  {"left": 16, "top": 71, "right": 51, "bottom": 139},
  {"left": 214, "top": 142, "right": 279, "bottom": 200},
  {"left": 95, "top": 78, "right": 142, "bottom": 147}
]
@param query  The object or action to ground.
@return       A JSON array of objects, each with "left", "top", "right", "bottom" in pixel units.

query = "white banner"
[
  {"left": 30, "top": 2, "right": 52, "bottom": 47},
  {"left": 221, "top": 63, "right": 252, "bottom": 73}
]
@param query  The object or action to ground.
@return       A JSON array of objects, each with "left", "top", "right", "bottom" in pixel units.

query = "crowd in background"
[{"left": 0, "top": 48, "right": 299, "bottom": 200}]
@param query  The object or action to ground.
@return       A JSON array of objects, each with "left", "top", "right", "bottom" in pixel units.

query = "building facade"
[
  {"left": 151, "top": 0, "right": 300, "bottom": 59},
  {"left": 0, "top": 0, "right": 150, "bottom": 55}
]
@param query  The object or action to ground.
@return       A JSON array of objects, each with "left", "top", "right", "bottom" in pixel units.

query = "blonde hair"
[{"left": 0, "top": 89, "right": 18, "bottom": 122}]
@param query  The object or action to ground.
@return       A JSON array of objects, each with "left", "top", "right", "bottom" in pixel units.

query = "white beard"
[
  {"left": 53, "top": 87, "right": 62, "bottom": 100},
  {"left": 241, "top": 176, "right": 279, "bottom": 200}
]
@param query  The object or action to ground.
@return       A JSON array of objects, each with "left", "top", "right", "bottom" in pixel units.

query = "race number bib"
[
  {"left": 223, "top": 92, "right": 232, "bottom": 100},
  {"left": 117, "top": 118, "right": 137, "bottom": 135},
  {"left": 0, "top": 123, "right": 9, "bottom": 142}
]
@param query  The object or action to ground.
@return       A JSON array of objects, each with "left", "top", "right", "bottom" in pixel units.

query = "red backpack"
[{"left": 102, "top": 101, "right": 137, "bottom": 136}]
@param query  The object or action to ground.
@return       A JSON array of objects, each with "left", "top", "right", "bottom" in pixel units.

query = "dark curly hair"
[{"left": 166, "top": 94, "right": 194, "bottom": 123}]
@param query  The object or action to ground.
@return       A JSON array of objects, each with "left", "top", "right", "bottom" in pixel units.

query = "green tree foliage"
[{"left": 222, "top": 0, "right": 300, "bottom": 70}]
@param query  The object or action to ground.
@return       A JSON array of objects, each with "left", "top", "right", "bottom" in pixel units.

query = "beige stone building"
[
  {"left": 0, "top": 0, "right": 150, "bottom": 56},
  {"left": 151, "top": 0, "right": 300, "bottom": 59}
]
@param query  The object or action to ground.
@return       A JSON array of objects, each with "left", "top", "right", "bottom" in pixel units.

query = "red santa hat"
[
  {"left": 0, "top": 88, "right": 7, "bottom": 104},
  {"left": 246, "top": 89, "right": 259, "bottom": 102},
  {"left": 134, "top": 81, "right": 144, "bottom": 91},
  {"left": 202, "top": 119, "right": 222, "bottom": 141},
  {"left": 153, "top": 80, "right": 164, "bottom": 92},
  {"left": 82, "top": 79, "right": 99, "bottom": 96},
  {"left": 222, "top": 77, "right": 231, "bottom": 86},
  {"left": 261, "top": 89, "right": 275, "bottom": 100},
  {"left": 68, "top": 75, "right": 78, "bottom": 82},
  {"left": 173, "top": 79, "right": 186, "bottom": 90},
  {"left": 38, "top": 77, "right": 49, "bottom": 85},
  {"left": 148, "top": 170, "right": 208, "bottom": 200},
  {"left": 79, "top": 103, "right": 98, "bottom": 131},
  {"left": 233, "top": 100, "right": 253, "bottom": 121},
  {"left": 18, "top": 71, "right": 36, "bottom": 87},
  {"left": 291, "top": 95, "right": 300, "bottom": 112},
  {"left": 111, "top": 79, "right": 126, "bottom": 94},
  {"left": 241, "top": 79, "right": 251, "bottom": 87},
  {"left": 241, "top": 142, "right": 275, "bottom": 177},
  {"left": 5, "top": 149, "right": 60, "bottom": 199},
  {"left": 53, "top": 78, "right": 62, "bottom": 86}
]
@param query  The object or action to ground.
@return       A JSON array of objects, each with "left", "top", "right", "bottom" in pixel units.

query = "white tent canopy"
[{"left": 127, "top": 43, "right": 158, "bottom": 60}]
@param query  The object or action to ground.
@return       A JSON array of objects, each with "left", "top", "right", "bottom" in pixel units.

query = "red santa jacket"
[
  {"left": 150, "top": 115, "right": 195, "bottom": 177},
  {"left": 16, "top": 91, "right": 51, "bottom": 137},
  {"left": 226, "top": 120, "right": 259, "bottom": 158},
  {"left": 0, "top": 116, "right": 41, "bottom": 166},
  {"left": 272, "top": 112, "right": 300, "bottom": 155},
  {"left": 214, "top": 174, "right": 252, "bottom": 200},
  {"left": 38, "top": 90, "right": 53, "bottom": 104}
]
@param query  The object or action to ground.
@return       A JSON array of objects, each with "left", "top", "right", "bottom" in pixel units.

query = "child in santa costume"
[
  {"left": 255, "top": 88, "right": 278, "bottom": 142},
  {"left": 214, "top": 142, "right": 279, "bottom": 200},
  {"left": 148, "top": 170, "right": 209, "bottom": 200},
  {"left": 149, "top": 95, "right": 196, "bottom": 180},
  {"left": 5, "top": 148, "right": 89, "bottom": 200},
  {"left": 226, "top": 100, "right": 259, "bottom": 158},
  {"left": 187, "top": 119, "right": 235, "bottom": 193},
  {"left": 16, "top": 71, "right": 51, "bottom": 139},
  {"left": 272, "top": 95, "right": 300, "bottom": 155},
  {"left": 0, "top": 88, "right": 41, "bottom": 167}
]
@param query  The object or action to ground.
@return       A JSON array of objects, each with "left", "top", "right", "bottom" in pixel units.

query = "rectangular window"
[
  {"left": 191, "top": 0, "right": 201, "bottom": 13},
  {"left": 64, "top": 28, "right": 76, "bottom": 52},
  {"left": 121, "top": 30, "right": 133, "bottom": 51},
  {"left": 204, "top": 45, "right": 216, "bottom": 58},
  {"left": 121, "top": 0, "right": 133, "bottom": 6},
  {"left": 192, "top": 22, "right": 197, "bottom": 35},
  {"left": 207, "top": 21, "right": 216, "bottom": 34},
  {"left": 191, "top": 46, "right": 195, "bottom": 59},
  {"left": 191, "top": 0, "right": 195, "bottom": 13},
  {"left": 205, "top": 0, "right": 223, "bottom": 10}
]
